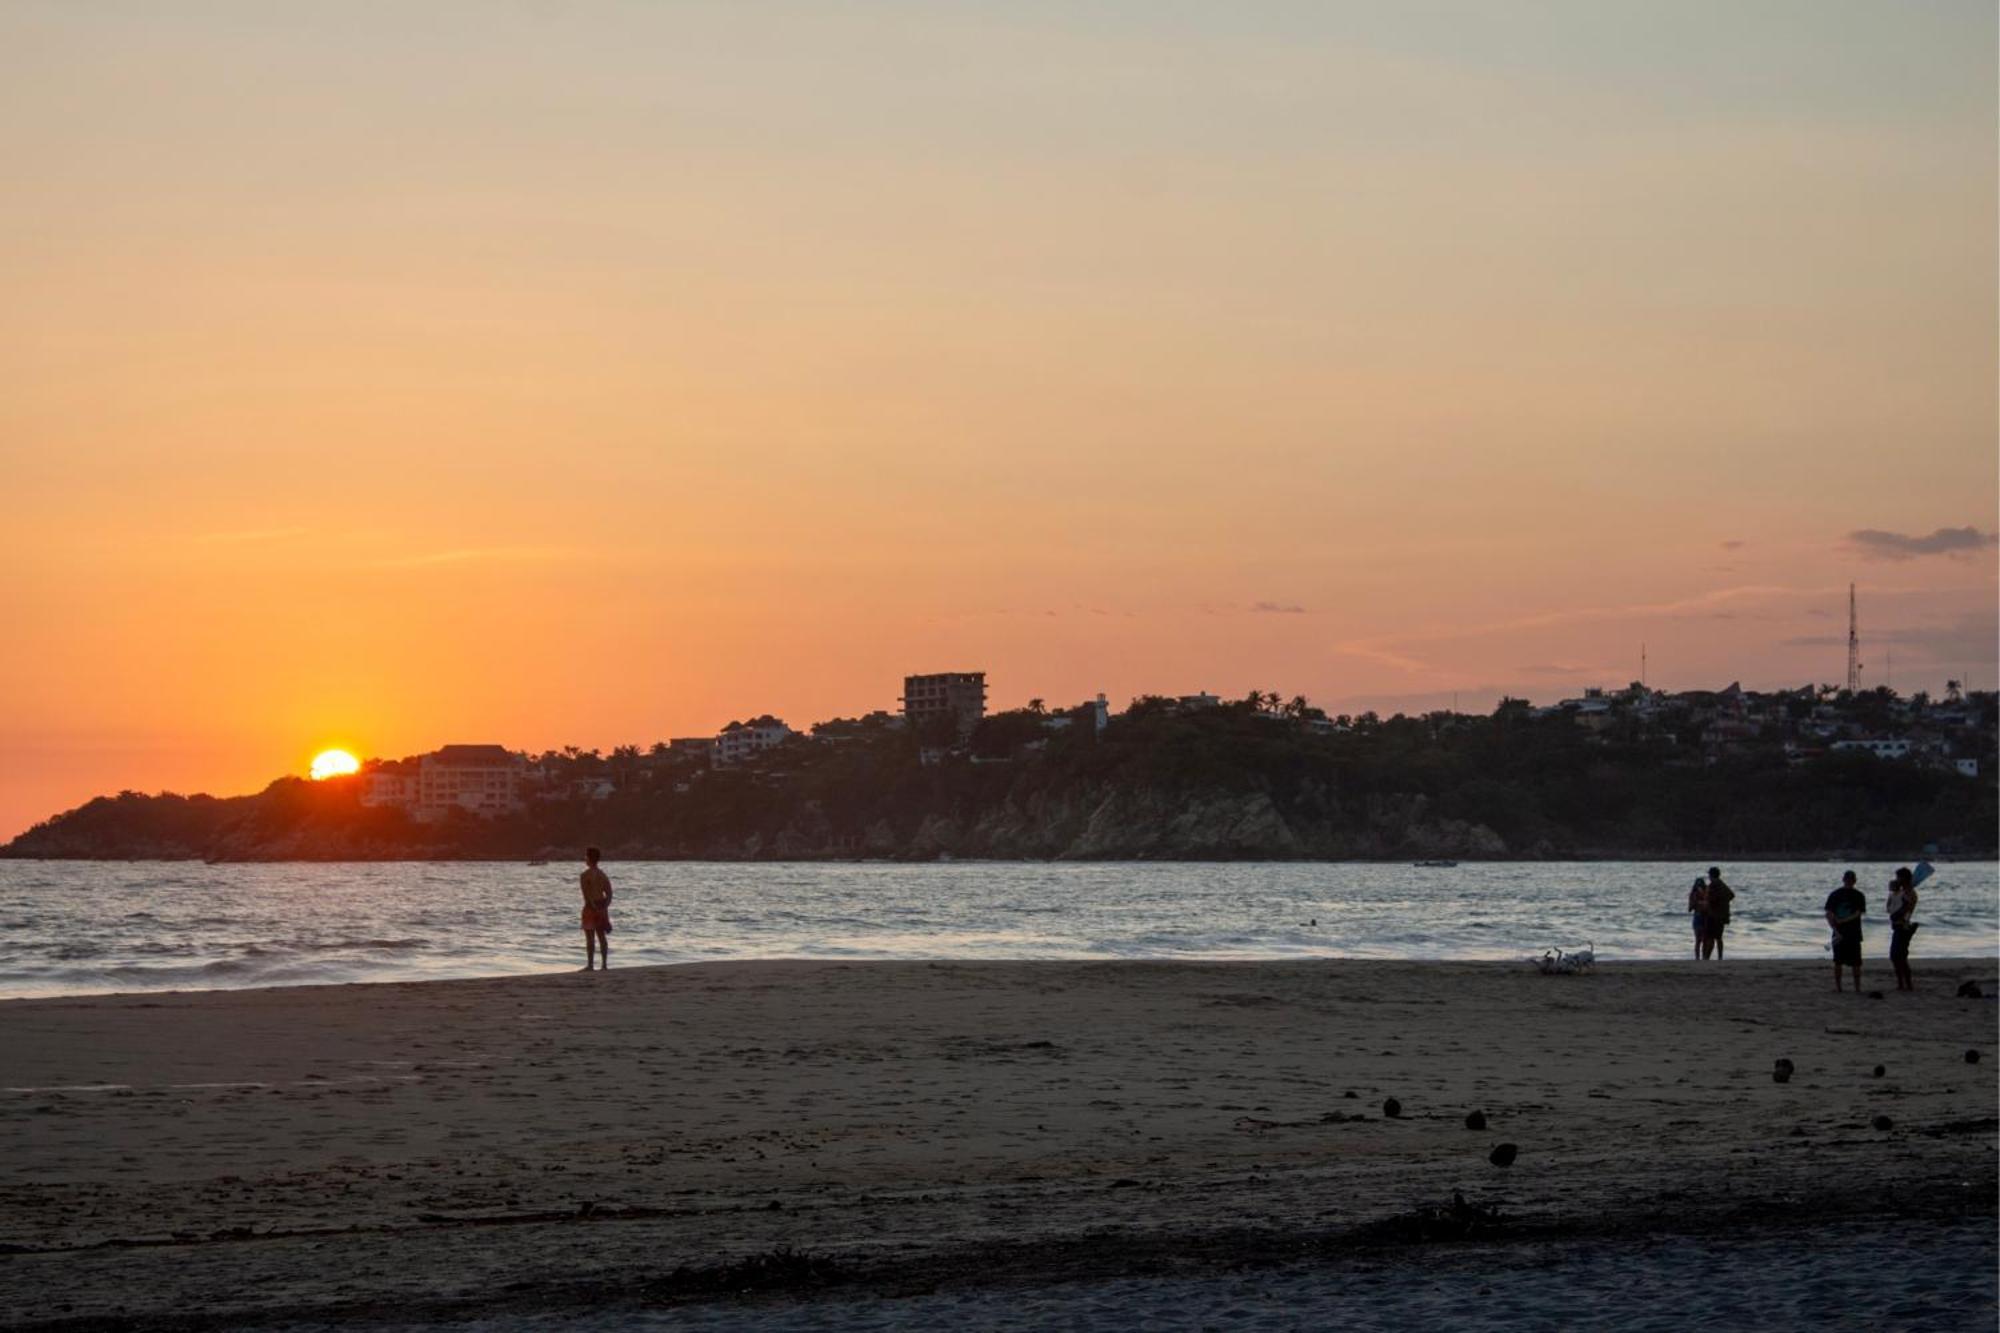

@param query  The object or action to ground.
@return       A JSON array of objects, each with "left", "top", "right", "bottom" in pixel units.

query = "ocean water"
[{"left": 0, "top": 860, "right": 1993, "bottom": 1000}]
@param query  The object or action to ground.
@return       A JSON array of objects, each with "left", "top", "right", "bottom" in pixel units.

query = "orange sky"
[{"left": 2, "top": 2, "right": 1995, "bottom": 838}]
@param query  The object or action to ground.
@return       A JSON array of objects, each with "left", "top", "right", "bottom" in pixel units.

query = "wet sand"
[
  {"left": 2, "top": 959, "right": 1995, "bottom": 1329},
  {"left": 326, "top": 1221, "right": 2000, "bottom": 1332}
]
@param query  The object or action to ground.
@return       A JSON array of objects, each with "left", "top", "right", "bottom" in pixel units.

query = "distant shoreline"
[
  {"left": 7, "top": 948, "right": 1992, "bottom": 1000},
  {"left": 5, "top": 852, "right": 1994, "bottom": 865}
]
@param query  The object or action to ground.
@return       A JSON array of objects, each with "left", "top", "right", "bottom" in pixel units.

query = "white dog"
[{"left": 1535, "top": 943, "right": 1596, "bottom": 975}]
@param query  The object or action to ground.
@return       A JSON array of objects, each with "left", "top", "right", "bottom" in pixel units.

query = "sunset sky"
[{"left": 2, "top": 1, "right": 1994, "bottom": 837}]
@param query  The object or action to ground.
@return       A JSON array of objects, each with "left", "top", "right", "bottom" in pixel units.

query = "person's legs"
[
  {"left": 1833, "top": 938, "right": 1861, "bottom": 990},
  {"left": 583, "top": 928, "right": 597, "bottom": 971},
  {"left": 1714, "top": 927, "right": 1724, "bottom": 960},
  {"left": 594, "top": 928, "right": 610, "bottom": 968}
]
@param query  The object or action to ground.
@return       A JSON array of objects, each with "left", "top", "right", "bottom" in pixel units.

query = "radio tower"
[{"left": 1845, "top": 584, "right": 1861, "bottom": 692}]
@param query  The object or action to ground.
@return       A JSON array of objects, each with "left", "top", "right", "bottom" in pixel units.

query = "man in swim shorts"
[
  {"left": 1823, "top": 870, "right": 1865, "bottom": 993},
  {"left": 580, "top": 846, "right": 613, "bottom": 971}
]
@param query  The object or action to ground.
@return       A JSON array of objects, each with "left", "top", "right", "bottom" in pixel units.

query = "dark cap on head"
[{"left": 585, "top": 846, "right": 601, "bottom": 864}]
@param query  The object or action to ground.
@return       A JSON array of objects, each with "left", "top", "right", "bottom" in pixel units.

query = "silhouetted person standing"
[
  {"left": 1824, "top": 870, "right": 1865, "bottom": 993},
  {"left": 1687, "top": 877, "right": 1709, "bottom": 960},
  {"left": 1703, "top": 867, "right": 1735, "bottom": 960},
  {"left": 1886, "top": 866, "right": 1920, "bottom": 992},
  {"left": 580, "top": 846, "right": 613, "bottom": 971}
]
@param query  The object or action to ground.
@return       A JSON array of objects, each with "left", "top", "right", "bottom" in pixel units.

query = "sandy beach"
[{"left": 4, "top": 959, "right": 1996, "bottom": 1330}]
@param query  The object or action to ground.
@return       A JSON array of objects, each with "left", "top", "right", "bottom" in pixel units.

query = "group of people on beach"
[
  {"left": 1686, "top": 863, "right": 1927, "bottom": 993},
  {"left": 576, "top": 847, "right": 1934, "bottom": 991},
  {"left": 1822, "top": 865, "right": 1924, "bottom": 994}
]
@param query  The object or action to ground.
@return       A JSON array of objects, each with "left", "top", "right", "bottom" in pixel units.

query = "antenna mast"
[{"left": 1845, "top": 584, "right": 1861, "bottom": 692}]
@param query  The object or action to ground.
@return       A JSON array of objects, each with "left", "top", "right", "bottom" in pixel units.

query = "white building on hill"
[
  {"left": 416, "top": 745, "right": 526, "bottom": 819},
  {"left": 359, "top": 764, "right": 418, "bottom": 809},
  {"left": 713, "top": 716, "right": 793, "bottom": 766}
]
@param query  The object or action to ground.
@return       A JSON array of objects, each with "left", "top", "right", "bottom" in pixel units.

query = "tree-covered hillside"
[{"left": 7, "top": 698, "right": 1993, "bottom": 860}]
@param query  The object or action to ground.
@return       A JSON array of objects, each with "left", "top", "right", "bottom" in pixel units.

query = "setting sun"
[{"left": 309, "top": 749, "right": 360, "bottom": 781}]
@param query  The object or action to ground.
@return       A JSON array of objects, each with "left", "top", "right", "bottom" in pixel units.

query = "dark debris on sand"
[
  {"left": 1350, "top": 1193, "right": 1509, "bottom": 1244},
  {"left": 657, "top": 1246, "right": 849, "bottom": 1295}
]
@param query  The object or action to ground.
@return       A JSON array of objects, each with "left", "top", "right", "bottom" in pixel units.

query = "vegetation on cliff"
[{"left": 8, "top": 697, "right": 1994, "bottom": 861}]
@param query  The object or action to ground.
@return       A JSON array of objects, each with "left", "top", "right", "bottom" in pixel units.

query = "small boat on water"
[{"left": 1412, "top": 859, "right": 1459, "bottom": 868}]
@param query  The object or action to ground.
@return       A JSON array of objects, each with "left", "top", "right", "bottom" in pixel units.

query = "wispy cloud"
[
  {"left": 1251, "top": 600, "right": 1307, "bottom": 615},
  {"left": 1336, "top": 642, "right": 1436, "bottom": 675},
  {"left": 1845, "top": 526, "right": 1997, "bottom": 561},
  {"left": 1333, "top": 584, "right": 1824, "bottom": 678},
  {"left": 1719, "top": 539, "right": 1747, "bottom": 550},
  {"left": 1516, "top": 662, "right": 1611, "bottom": 677},
  {"left": 198, "top": 526, "right": 310, "bottom": 544},
  {"left": 1783, "top": 612, "right": 1999, "bottom": 663},
  {"left": 369, "top": 546, "right": 582, "bottom": 570}
]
